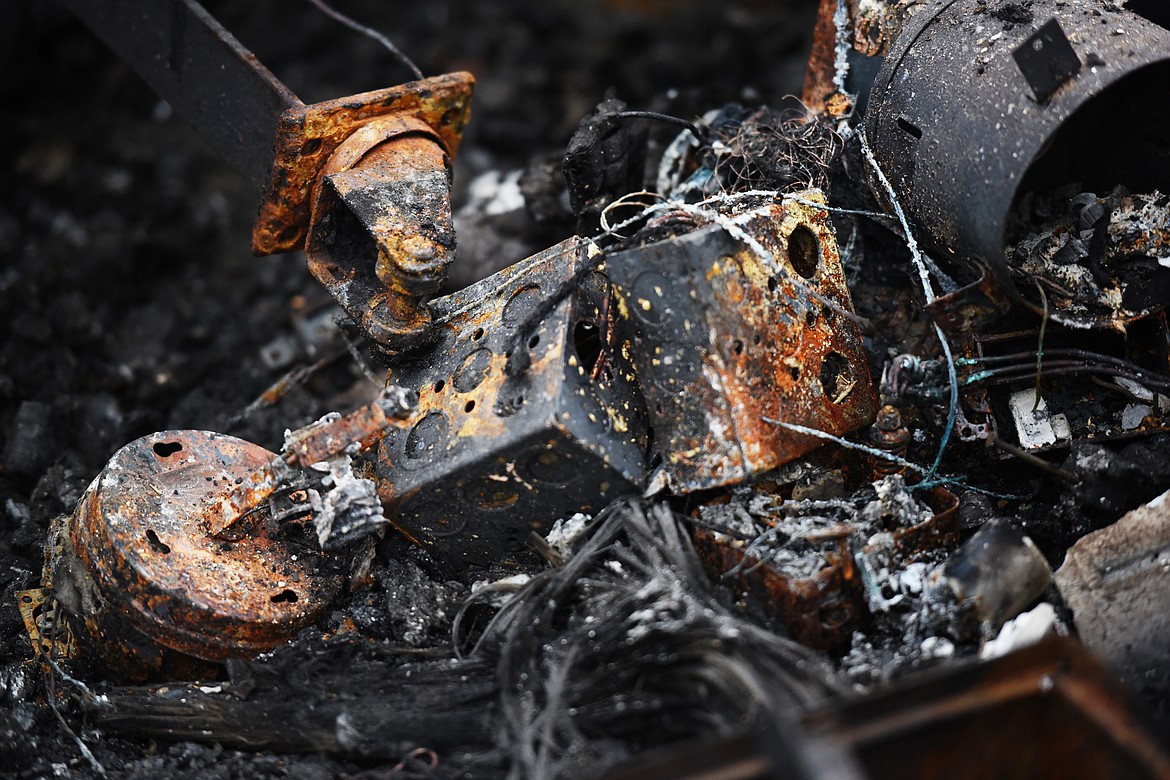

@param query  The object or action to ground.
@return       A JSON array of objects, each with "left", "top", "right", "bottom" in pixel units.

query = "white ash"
[
  {"left": 545, "top": 513, "right": 591, "bottom": 558},
  {"left": 696, "top": 474, "right": 984, "bottom": 689},
  {"left": 470, "top": 573, "right": 533, "bottom": 608},
  {"left": 696, "top": 495, "right": 760, "bottom": 539},
  {"left": 308, "top": 453, "right": 387, "bottom": 550},
  {"left": 860, "top": 474, "right": 933, "bottom": 530},
  {"left": 920, "top": 636, "right": 955, "bottom": 660},
  {"left": 459, "top": 169, "right": 525, "bottom": 217},
  {"left": 980, "top": 603, "right": 1060, "bottom": 660}
]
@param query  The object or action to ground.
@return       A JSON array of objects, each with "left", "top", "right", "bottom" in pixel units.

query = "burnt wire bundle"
[
  {"left": 706, "top": 104, "right": 841, "bottom": 195},
  {"left": 468, "top": 499, "right": 843, "bottom": 778}
]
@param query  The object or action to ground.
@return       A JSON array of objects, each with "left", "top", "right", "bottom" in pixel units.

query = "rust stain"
[
  {"left": 611, "top": 194, "right": 877, "bottom": 492},
  {"left": 802, "top": 0, "right": 914, "bottom": 116},
  {"left": 252, "top": 72, "right": 474, "bottom": 256},
  {"left": 305, "top": 115, "right": 456, "bottom": 352},
  {"left": 693, "top": 524, "right": 863, "bottom": 651},
  {"left": 802, "top": 0, "right": 843, "bottom": 115},
  {"left": 48, "top": 431, "right": 344, "bottom": 681},
  {"left": 283, "top": 396, "right": 414, "bottom": 468}
]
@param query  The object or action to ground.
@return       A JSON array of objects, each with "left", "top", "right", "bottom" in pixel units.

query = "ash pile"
[{"left": 4, "top": 0, "right": 1170, "bottom": 778}]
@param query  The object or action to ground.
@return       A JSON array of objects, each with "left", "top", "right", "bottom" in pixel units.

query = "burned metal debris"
[
  {"left": 29, "top": 384, "right": 415, "bottom": 681},
  {"left": 374, "top": 236, "right": 650, "bottom": 572},
  {"left": 8, "top": 0, "right": 1170, "bottom": 776},
  {"left": 860, "top": 0, "right": 1170, "bottom": 314},
  {"left": 42, "top": 430, "right": 346, "bottom": 681}
]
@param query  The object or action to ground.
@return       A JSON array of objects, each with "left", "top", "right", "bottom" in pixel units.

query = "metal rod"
[
  {"left": 987, "top": 432, "right": 1079, "bottom": 484},
  {"left": 59, "top": 0, "right": 302, "bottom": 189}
]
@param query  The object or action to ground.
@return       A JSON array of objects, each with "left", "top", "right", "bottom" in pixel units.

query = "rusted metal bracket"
[
  {"left": 60, "top": 0, "right": 474, "bottom": 352},
  {"left": 254, "top": 73, "right": 473, "bottom": 257},
  {"left": 207, "top": 386, "right": 417, "bottom": 540},
  {"left": 304, "top": 114, "right": 459, "bottom": 353},
  {"left": 16, "top": 587, "right": 78, "bottom": 662},
  {"left": 247, "top": 73, "right": 474, "bottom": 353}
]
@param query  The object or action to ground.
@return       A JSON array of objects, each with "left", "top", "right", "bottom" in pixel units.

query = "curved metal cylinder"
[
  {"left": 49, "top": 430, "right": 342, "bottom": 681},
  {"left": 865, "top": 0, "right": 1170, "bottom": 310},
  {"left": 307, "top": 116, "right": 456, "bottom": 353}
]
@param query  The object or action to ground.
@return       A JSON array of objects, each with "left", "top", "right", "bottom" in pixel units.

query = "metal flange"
[{"left": 50, "top": 430, "right": 344, "bottom": 680}]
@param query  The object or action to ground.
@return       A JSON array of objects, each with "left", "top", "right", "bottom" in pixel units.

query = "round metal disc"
[{"left": 71, "top": 430, "right": 342, "bottom": 662}]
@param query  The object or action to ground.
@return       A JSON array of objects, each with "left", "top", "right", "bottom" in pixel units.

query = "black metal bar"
[{"left": 58, "top": 0, "right": 302, "bottom": 188}]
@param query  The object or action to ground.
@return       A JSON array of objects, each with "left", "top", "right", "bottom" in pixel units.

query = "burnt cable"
[
  {"left": 306, "top": 0, "right": 424, "bottom": 81},
  {"left": 610, "top": 110, "right": 702, "bottom": 140},
  {"left": 1032, "top": 278, "right": 1049, "bottom": 412}
]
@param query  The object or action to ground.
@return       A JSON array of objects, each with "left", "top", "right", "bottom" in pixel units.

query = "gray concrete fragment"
[{"left": 1056, "top": 489, "right": 1170, "bottom": 689}]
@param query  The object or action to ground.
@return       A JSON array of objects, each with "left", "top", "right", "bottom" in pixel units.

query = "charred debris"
[{"left": 5, "top": 0, "right": 1170, "bottom": 777}]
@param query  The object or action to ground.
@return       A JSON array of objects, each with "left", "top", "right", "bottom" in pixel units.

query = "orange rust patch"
[
  {"left": 252, "top": 72, "right": 473, "bottom": 255},
  {"left": 51, "top": 430, "right": 343, "bottom": 680}
]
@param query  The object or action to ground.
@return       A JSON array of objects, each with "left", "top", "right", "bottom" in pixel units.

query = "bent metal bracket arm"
[{"left": 59, "top": 0, "right": 474, "bottom": 353}]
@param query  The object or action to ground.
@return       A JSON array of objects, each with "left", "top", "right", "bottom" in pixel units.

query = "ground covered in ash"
[{"left": 3, "top": 1, "right": 1169, "bottom": 778}]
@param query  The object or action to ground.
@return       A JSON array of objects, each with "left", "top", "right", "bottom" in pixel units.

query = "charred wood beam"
[{"left": 84, "top": 658, "right": 498, "bottom": 759}]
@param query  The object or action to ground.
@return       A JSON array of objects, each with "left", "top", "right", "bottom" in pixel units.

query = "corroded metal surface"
[
  {"left": 306, "top": 116, "right": 456, "bottom": 352},
  {"left": 282, "top": 386, "right": 415, "bottom": 468},
  {"left": 606, "top": 194, "right": 877, "bottom": 493},
  {"left": 807, "top": 637, "right": 1170, "bottom": 780},
  {"left": 375, "top": 239, "right": 649, "bottom": 572},
  {"left": 693, "top": 524, "right": 863, "bottom": 651},
  {"left": 375, "top": 195, "right": 875, "bottom": 570},
  {"left": 50, "top": 431, "right": 343, "bottom": 680},
  {"left": 253, "top": 73, "right": 474, "bottom": 256},
  {"left": 802, "top": 0, "right": 913, "bottom": 116}
]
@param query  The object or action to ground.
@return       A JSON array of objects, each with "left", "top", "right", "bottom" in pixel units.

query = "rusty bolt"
[{"left": 870, "top": 404, "right": 910, "bottom": 477}]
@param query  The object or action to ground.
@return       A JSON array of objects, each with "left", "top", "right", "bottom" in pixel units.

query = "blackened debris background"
[{"left": 0, "top": 1, "right": 821, "bottom": 777}]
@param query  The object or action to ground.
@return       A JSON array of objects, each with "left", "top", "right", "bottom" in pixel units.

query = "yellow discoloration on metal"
[
  {"left": 16, "top": 588, "right": 78, "bottom": 661},
  {"left": 612, "top": 289, "right": 632, "bottom": 320},
  {"left": 612, "top": 193, "right": 876, "bottom": 492}
]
